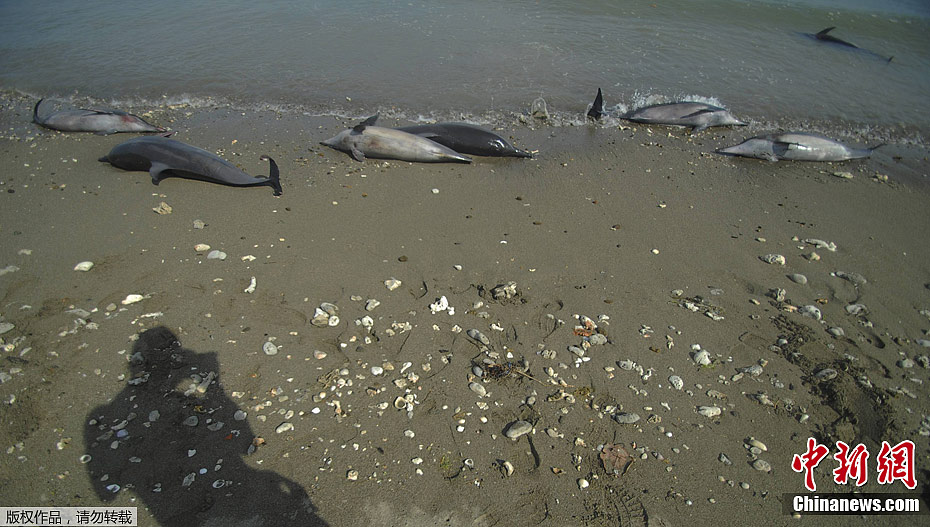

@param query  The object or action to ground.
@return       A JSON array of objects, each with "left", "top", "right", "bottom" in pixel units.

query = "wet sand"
[{"left": 0, "top": 92, "right": 929, "bottom": 526}]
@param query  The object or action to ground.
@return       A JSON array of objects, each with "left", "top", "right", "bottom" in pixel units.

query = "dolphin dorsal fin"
[
  {"left": 353, "top": 114, "right": 379, "bottom": 133},
  {"left": 587, "top": 88, "right": 605, "bottom": 120},
  {"left": 816, "top": 27, "right": 836, "bottom": 37}
]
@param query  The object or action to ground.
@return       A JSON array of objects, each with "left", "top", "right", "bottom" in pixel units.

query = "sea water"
[{"left": 1, "top": 0, "right": 928, "bottom": 143}]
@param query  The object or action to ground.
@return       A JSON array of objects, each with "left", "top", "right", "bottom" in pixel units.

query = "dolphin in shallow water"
[
  {"left": 807, "top": 27, "right": 893, "bottom": 62},
  {"left": 622, "top": 101, "right": 746, "bottom": 133},
  {"left": 587, "top": 88, "right": 605, "bottom": 120},
  {"left": 99, "top": 136, "right": 282, "bottom": 195},
  {"left": 394, "top": 122, "right": 531, "bottom": 158},
  {"left": 322, "top": 115, "right": 472, "bottom": 163},
  {"left": 716, "top": 132, "right": 882, "bottom": 162},
  {"left": 33, "top": 99, "right": 165, "bottom": 135}
]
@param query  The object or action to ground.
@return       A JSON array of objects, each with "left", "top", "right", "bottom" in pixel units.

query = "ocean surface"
[{"left": 1, "top": 0, "right": 928, "bottom": 144}]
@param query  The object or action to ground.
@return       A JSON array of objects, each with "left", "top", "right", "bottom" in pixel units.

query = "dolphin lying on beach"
[
  {"left": 394, "top": 122, "right": 531, "bottom": 158},
  {"left": 622, "top": 101, "right": 746, "bottom": 133},
  {"left": 33, "top": 99, "right": 165, "bottom": 135},
  {"left": 99, "top": 136, "right": 282, "bottom": 195},
  {"left": 806, "top": 27, "right": 893, "bottom": 62},
  {"left": 322, "top": 115, "right": 472, "bottom": 163},
  {"left": 584, "top": 90, "right": 745, "bottom": 133},
  {"left": 716, "top": 132, "right": 881, "bottom": 162}
]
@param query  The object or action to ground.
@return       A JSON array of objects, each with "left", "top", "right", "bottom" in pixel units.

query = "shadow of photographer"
[{"left": 84, "top": 326, "right": 327, "bottom": 526}]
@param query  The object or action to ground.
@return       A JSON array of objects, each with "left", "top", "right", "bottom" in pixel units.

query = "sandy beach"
[{"left": 1, "top": 91, "right": 929, "bottom": 526}]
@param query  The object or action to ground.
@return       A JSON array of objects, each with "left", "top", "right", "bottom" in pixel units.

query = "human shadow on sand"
[{"left": 84, "top": 326, "right": 327, "bottom": 527}]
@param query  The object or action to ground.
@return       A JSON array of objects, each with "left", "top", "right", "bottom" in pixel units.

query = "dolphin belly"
[{"left": 322, "top": 115, "right": 472, "bottom": 163}]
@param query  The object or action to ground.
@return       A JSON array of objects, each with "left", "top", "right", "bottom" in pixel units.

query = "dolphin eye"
[{"left": 492, "top": 140, "right": 505, "bottom": 151}]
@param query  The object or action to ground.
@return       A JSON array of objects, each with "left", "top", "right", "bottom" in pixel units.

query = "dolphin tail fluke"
[
  {"left": 587, "top": 88, "right": 605, "bottom": 120},
  {"left": 260, "top": 155, "right": 282, "bottom": 196},
  {"left": 33, "top": 99, "right": 46, "bottom": 125}
]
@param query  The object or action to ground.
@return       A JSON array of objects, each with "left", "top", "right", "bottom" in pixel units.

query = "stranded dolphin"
[
  {"left": 321, "top": 115, "right": 472, "bottom": 163},
  {"left": 33, "top": 99, "right": 165, "bottom": 135},
  {"left": 622, "top": 101, "right": 746, "bottom": 133},
  {"left": 99, "top": 136, "right": 282, "bottom": 195},
  {"left": 716, "top": 132, "right": 882, "bottom": 162},
  {"left": 394, "top": 122, "right": 531, "bottom": 158}
]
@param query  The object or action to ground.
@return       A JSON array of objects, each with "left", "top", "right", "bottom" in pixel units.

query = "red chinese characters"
[
  {"left": 793, "top": 438, "right": 917, "bottom": 491},
  {"left": 792, "top": 438, "right": 830, "bottom": 492},
  {"left": 876, "top": 440, "right": 917, "bottom": 489}
]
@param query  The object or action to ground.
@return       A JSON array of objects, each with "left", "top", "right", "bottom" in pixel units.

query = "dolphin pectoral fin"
[
  {"left": 691, "top": 124, "right": 710, "bottom": 134},
  {"left": 353, "top": 114, "right": 379, "bottom": 133},
  {"left": 349, "top": 146, "right": 366, "bottom": 162},
  {"left": 148, "top": 162, "right": 173, "bottom": 184},
  {"left": 681, "top": 109, "right": 716, "bottom": 119}
]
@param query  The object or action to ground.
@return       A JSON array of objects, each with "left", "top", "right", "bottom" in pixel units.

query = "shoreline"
[{"left": 1, "top": 92, "right": 929, "bottom": 526}]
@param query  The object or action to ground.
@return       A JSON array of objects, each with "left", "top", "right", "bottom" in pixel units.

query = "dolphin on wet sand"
[
  {"left": 622, "top": 102, "right": 746, "bottom": 133},
  {"left": 715, "top": 132, "right": 882, "bottom": 162},
  {"left": 322, "top": 115, "right": 472, "bottom": 163},
  {"left": 394, "top": 122, "right": 531, "bottom": 158},
  {"left": 33, "top": 99, "right": 165, "bottom": 135},
  {"left": 99, "top": 136, "right": 282, "bottom": 195}
]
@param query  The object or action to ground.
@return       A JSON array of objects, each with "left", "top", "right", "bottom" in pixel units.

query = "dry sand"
[{"left": 0, "top": 92, "right": 929, "bottom": 526}]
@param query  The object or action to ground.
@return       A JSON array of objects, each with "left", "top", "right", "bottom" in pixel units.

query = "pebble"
[
  {"left": 800, "top": 305, "right": 822, "bottom": 320},
  {"left": 346, "top": 469, "right": 359, "bottom": 481},
  {"left": 577, "top": 478, "right": 589, "bottom": 490},
  {"left": 152, "top": 202, "right": 172, "bottom": 215},
  {"left": 669, "top": 375, "right": 684, "bottom": 390},
  {"left": 384, "top": 278, "right": 402, "bottom": 291},
  {"left": 466, "top": 329, "right": 491, "bottom": 346},
  {"left": 194, "top": 244, "right": 211, "bottom": 252},
  {"left": 814, "top": 368, "right": 838, "bottom": 381},
  {"left": 836, "top": 271, "right": 867, "bottom": 286},
  {"left": 692, "top": 350, "right": 711, "bottom": 366},
  {"left": 827, "top": 327, "right": 845, "bottom": 337},
  {"left": 697, "top": 406, "right": 721, "bottom": 418},
  {"left": 0, "top": 322, "right": 14, "bottom": 335},
  {"left": 469, "top": 382, "right": 487, "bottom": 397},
  {"left": 234, "top": 410, "right": 247, "bottom": 421},
  {"left": 73, "top": 261, "right": 94, "bottom": 272},
  {"left": 761, "top": 254, "right": 785, "bottom": 266},
  {"left": 183, "top": 416, "right": 199, "bottom": 427},
  {"left": 262, "top": 341, "right": 278, "bottom": 356},
  {"left": 207, "top": 250, "right": 227, "bottom": 260},
  {"left": 371, "top": 366, "right": 384, "bottom": 376},
  {"left": 504, "top": 420, "right": 533, "bottom": 439},
  {"left": 613, "top": 412, "right": 641, "bottom": 424},
  {"left": 365, "top": 299, "right": 380, "bottom": 311},
  {"left": 193, "top": 219, "right": 206, "bottom": 229},
  {"left": 788, "top": 273, "right": 807, "bottom": 285},
  {"left": 897, "top": 358, "right": 915, "bottom": 369},
  {"left": 752, "top": 459, "right": 772, "bottom": 473}
]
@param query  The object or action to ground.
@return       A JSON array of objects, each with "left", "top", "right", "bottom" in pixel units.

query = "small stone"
[
  {"left": 827, "top": 327, "right": 845, "bottom": 337},
  {"left": 153, "top": 202, "right": 172, "bottom": 215},
  {"left": 365, "top": 299, "right": 380, "bottom": 311},
  {"left": 121, "top": 294, "right": 144, "bottom": 305},
  {"left": 183, "top": 416, "right": 199, "bottom": 427},
  {"left": 234, "top": 410, "right": 247, "bottom": 421},
  {"left": 897, "top": 358, "right": 915, "bottom": 369},
  {"left": 194, "top": 244, "right": 211, "bottom": 252},
  {"left": 800, "top": 305, "right": 822, "bottom": 320},
  {"left": 262, "top": 341, "right": 278, "bottom": 356},
  {"left": 0, "top": 322, "right": 14, "bottom": 335},
  {"left": 275, "top": 422, "right": 294, "bottom": 434},
  {"left": 814, "top": 368, "right": 837, "bottom": 381},
  {"left": 346, "top": 469, "right": 359, "bottom": 481},
  {"left": 384, "top": 278, "right": 402, "bottom": 291},
  {"left": 697, "top": 406, "right": 721, "bottom": 418},
  {"left": 504, "top": 420, "right": 533, "bottom": 439},
  {"left": 669, "top": 375, "right": 684, "bottom": 390},
  {"left": 761, "top": 254, "right": 785, "bottom": 266},
  {"left": 371, "top": 366, "right": 384, "bottom": 376},
  {"left": 752, "top": 459, "right": 772, "bottom": 473},
  {"left": 193, "top": 220, "right": 206, "bottom": 229},
  {"left": 73, "top": 261, "right": 94, "bottom": 272},
  {"left": 788, "top": 274, "right": 808, "bottom": 285},
  {"left": 692, "top": 350, "right": 711, "bottom": 366},
  {"left": 613, "top": 412, "right": 641, "bottom": 424},
  {"left": 207, "top": 250, "right": 227, "bottom": 261},
  {"left": 577, "top": 478, "right": 589, "bottom": 489},
  {"left": 469, "top": 382, "right": 487, "bottom": 397}
]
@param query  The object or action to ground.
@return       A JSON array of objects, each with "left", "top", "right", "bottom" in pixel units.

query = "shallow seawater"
[{"left": 1, "top": 0, "right": 928, "bottom": 143}]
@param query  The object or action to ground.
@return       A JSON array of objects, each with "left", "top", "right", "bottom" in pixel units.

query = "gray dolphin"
[
  {"left": 807, "top": 27, "right": 893, "bottom": 62},
  {"left": 321, "top": 115, "right": 472, "bottom": 163},
  {"left": 99, "top": 136, "right": 282, "bottom": 195},
  {"left": 34, "top": 99, "right": 165, "bottom": 135},
  {"left": 394, "top": 123, "right": 531, "bottom": 158},
  {"left": 716, "top": 132, "right": 882, "bottom": 162},
  {"left": 622, "top": 101, "right": 746, "bottom": 133},
  {"left": 587, "top": 88, "right": 605, "bottom": 120}
]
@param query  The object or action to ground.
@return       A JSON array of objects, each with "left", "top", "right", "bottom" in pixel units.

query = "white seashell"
[
  {"left": 800, "top": 305, "right": 822, "bottom": 320},
  {"left": 194, "top": 244, "right": 211, "bottom": 252},
  {"left": 692, "top": 350, "right": 711, "bottom": 366},
  {"left": 365, "top": 299, "right": 380, "bottom": 311},
  {"left": 206, "top": 250, "right": 227, "bottom": 260},
  {"left": 275, "top": 422, "right": 294, "bottom": 434},
  {"left": 502, "top": 460, "right": 514, "bottom": 476},
  {"left": 346, "top": 469, "right": 359, "bottom": 481},
  {"left": 393, "top": 396, "right": 408, "bottom": 410},
  {"left": 469, "top": 382, "right": 487, "bottom": 397},
  {"left": 327, "top": 315, "right": 340, "bottom": 327},
  {"left": 370, "top": 366, "right": 384, "bottom": 376},
  {"left": 243, "top": 276, "right": 257, "bottom": 294},
  {"left": 121, "top": 294, "right": 144, "bottom": 305},
  {"left": 578, "top": 478, "right": 590, "bottom": 489},
  {"left": 669, "top": 375, "right": 684, "bottom": 390},
  {"left": 814, "top": 368, "right": 837, "bottom": 381},
  {"left": 697, "top": 406, "right": 722, "bottom": 418},
  {"left": 384, "top": 278, "right": 402, "bottom": 291},
  {"left": 429, "top": 295, "right": 450, "bottom": 314},
  {"left": 73, "top": 261, "right": 94, "bottom": 272},
  {"left": 747, "top": 438, "right": 768, "bottom": 452}
]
